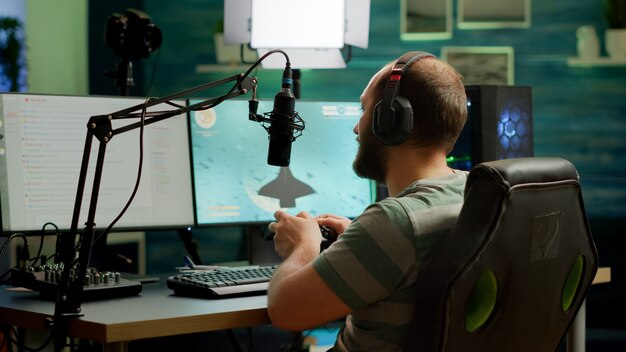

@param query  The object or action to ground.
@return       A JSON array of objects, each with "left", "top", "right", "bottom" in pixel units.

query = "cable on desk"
[
  {"left": 0, "top": 233, "right": 27, "bottom": 264},
  {"left": 0, "top": 233, "right": 28, "bottom": 285},
  {"left": 30, "top": 222, "right": 59, "bottom": 267}
]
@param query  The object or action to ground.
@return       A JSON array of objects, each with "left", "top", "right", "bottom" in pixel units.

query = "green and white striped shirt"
[{"left": 313, "top": 171, "right": 468, "bottom": 351}]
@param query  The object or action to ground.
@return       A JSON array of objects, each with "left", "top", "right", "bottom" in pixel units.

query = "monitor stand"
[{"left": 177, "top": 227, "right": 202, "bottom": 265}]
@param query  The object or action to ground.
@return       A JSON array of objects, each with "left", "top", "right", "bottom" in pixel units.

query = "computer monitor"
[
  {"left": 188, "top": 99, "right": 374, "bottom": 225},
  {"left": 0, "top": 93, "right": 195, "bottom": 234},
  {"left": 447, "top": 85, "right": 533, "bottom": 171}
]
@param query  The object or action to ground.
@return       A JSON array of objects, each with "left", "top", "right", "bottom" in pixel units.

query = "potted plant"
[
  {"left": 0, "top": 16, "right": 26, "bottom": 91},
  {"left": 604, "top": 0, "right": 626, "bottom": 58}
]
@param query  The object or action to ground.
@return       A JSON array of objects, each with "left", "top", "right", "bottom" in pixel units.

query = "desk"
[
  {"left": 592, "top": 266, "right": 611, "bottom": 285},
  {"left": 0, "top": 267, "right": 613, "bottom": 352},
  {"left": 0, "top": 278, "right": 271, "bottom": 351}
]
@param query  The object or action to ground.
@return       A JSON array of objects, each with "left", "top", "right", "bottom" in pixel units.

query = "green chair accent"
[
  {"left": 465, "top": 270, "right": 498, "bottom": 333},
  {"left": 562, "top": 255, "right": 585, "bottom": 313}
]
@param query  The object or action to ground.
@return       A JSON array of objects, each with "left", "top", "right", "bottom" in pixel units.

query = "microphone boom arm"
[
  {"left": 50, "top": 74, "right": 256, "bottom": 352},
  {"left": 96, "top": 74, "right": 256, "bottom": 139}
]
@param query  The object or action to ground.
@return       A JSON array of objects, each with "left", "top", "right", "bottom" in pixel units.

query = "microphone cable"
[
  {"left": 29, "top": 222, "right": 60, "bottom": 266},
  {"left": 144, "top": 45, "right": 162, "bottom": 96},
  {"left": 190, "top": 49, "right": 291, "bottom": 113},
  {"left": 0, "top": 233, "right": 27, "bottom": 284},
  {"left": 90, "top": 97, "right": 151, "bottom": 254}
]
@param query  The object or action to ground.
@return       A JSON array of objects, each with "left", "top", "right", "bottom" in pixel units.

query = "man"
[{"left": 267, "top": 52, "right": 468, "bottom": 351}]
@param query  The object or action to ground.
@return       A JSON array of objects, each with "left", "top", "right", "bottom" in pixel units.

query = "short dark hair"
[{"left": 374, "top": 57, "right": 467, "bottom": 153}]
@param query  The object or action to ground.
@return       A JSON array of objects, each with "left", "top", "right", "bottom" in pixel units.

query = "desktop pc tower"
[
  {"left": 448, "top": 85, "right": 534, "bottom": 171},
  {"left": 377, "top": 85, "right": 534, "bottom": 200}
]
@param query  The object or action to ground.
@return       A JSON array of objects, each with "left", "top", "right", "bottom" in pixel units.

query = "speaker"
[
  {"left": 372, "top": 51, "right": 434, "bottom": 146},
  {"left": 448, "top": 85, "right": 533, "bottom": 171}
]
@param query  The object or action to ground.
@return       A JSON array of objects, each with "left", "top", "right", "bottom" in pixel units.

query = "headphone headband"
[
  {"left": 378, "top": 51, "right": 434, "bottom": 113},
  {"left": 373, "top": 51, "right": 435, "bottom": 146}
]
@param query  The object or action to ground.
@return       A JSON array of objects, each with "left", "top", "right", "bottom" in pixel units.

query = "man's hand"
[
  {"left": 316, "top": 213, "right": 352, "bottom": 237},
  {"left": 268, "top": 210, "right": 352, "bottom": 331},
  {"left": 269, "top": 210, "right": 322, "bottom": 260}
]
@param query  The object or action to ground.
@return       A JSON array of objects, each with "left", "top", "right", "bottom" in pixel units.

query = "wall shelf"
[
  {"left": 195, "top": 64, "right": 253, "bottom": 74},
  {"left": 195, "top": 59, "right": 390, "bottom": 74},
  {"left": 567, "top": 57, "right": 626, "bottom": 67}
]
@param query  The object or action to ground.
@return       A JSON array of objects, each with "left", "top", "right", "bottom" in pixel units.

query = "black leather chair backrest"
[{"left": 406, "top": 157, "right": 599, "bottom": 351}]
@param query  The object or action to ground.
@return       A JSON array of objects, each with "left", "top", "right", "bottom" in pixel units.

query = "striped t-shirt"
[{"left": 312, "top": 171, "right": 468, "bottom": 351}]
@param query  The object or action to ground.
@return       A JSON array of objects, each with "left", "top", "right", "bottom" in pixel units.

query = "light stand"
[{"left": 47, "top": 73, "right": 257, "bottom": 351}]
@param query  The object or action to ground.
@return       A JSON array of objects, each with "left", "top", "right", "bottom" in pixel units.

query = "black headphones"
[{"left": 372, "top": 51, "right": 435, "bottom": 146}]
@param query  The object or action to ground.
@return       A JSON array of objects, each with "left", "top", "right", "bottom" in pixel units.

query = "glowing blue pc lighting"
[{"left": 497, "top": 101, "right": 531, "bottom": 159}]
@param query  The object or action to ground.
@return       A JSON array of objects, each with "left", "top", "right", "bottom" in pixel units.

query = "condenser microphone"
[
  {"left": 248, "top": 62, "right": 305, "bottom": 166},
  {"left": 267, "top": 66, "right": 296, "bottom": 166}
]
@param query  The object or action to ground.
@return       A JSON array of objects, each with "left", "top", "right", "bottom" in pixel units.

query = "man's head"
[{"left": 353, "top": 52, "right": 467, "bottom": 183}]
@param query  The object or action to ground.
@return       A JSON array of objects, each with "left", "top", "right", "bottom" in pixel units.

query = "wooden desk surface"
[
  {"left": 0, "top": 267, "right": 613, "bottom": 344},
  {"left": 0, "top": 279, "right": 271, "bottom": 343},
  {"left": 593, "top": 266, "right": 611, "bottom": 285}
]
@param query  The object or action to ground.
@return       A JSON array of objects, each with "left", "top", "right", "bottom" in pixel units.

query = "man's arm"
[{"left": 267, "top": 211, "right": 352, "bottom": 331}]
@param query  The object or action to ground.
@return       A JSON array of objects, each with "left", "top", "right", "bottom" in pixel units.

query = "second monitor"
[
  {"left": 188, "top": 99, "right": 374, "bottom": 225},
  {"left": 0, "top": 93, "right": 194, "bottom": 233}
]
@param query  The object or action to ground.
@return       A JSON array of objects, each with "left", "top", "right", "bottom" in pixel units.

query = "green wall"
[
  {"left": 25, "top": 0, "right": 88, "bottom": 95},
  {"left": 142, "top": 0, "right": 626, "bottom": 219}
]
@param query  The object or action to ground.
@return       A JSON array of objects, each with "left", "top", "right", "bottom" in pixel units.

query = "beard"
[{"left": 352, "top": 128, "right": 388, "bottom": 184}]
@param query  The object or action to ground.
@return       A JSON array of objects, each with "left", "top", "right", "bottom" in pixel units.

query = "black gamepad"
[
  {"left": 319, "top": 226, "right": 338, "bottom": 253},
  {"left": 319, "top": 225, "right": 338, "bottom": 242}
]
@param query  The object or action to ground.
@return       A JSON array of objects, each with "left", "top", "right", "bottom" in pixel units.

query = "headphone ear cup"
[
  {"left": 372, "top": 100, "right": 384, "bottom": 139},
  {"left": 393, "top": 95, "right": 413, "bottom": 143},
  {"left": 372, "top": 96, "right": 413, "bottom": 146}
]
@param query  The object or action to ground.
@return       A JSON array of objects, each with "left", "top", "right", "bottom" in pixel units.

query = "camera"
[{"left": 105, "top": 9, "right": 162, "bottom": 61}]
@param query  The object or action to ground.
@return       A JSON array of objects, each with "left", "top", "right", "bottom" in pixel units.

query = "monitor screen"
[
  {"left": 189, "top": 99, "right": 374, "bottom": 225},
  {"left": 0, "top": 93, "right": 194, "bottom": 233}
]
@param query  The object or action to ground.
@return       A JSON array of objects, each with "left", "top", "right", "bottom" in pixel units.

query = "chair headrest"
[{"left": 467, "top": 157, "right": 579, "bottom": 193}]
